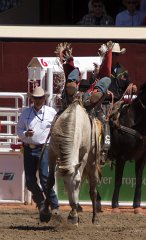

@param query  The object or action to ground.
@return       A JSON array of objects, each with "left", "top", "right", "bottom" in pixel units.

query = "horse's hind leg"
[
  {"left": 96, "top": 190, "right": 102, "bottom": 212},
  {"left": 63, "top": 171, "right": 81, "bottom": 226},
  {"left": 86, "top": 164, "right": 99, "bottom": 224},
  {"left": 133, "top": 155, "right": 146, "bottom": 214}
]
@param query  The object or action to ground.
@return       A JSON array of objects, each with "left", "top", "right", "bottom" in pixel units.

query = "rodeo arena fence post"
[{"left": 0, "top": 56, "right": 146, "bottom": 206}]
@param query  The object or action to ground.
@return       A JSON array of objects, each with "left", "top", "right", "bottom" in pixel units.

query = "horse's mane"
[
  {"left": 59, "top": 99, "right": 86, "bottom": 133},
  {"left": 64, "top": 99, "right": 84, "bottom": 112}
]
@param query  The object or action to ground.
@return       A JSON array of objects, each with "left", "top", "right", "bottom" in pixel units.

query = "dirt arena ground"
[{"left": 0, "top": 204, "right": 146, "bottom": 240}]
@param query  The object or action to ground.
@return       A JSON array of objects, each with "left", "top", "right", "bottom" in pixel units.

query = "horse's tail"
[
  {"left": 91, "top": 117, "right": 102, "bottom": 162},
  {"left": 87, "top": 117, "right": 102, "bottom": 181}
]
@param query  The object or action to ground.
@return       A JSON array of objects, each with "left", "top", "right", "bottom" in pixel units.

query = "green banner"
[{"left": 57, "top": 161, "right": 146, "bottom": 203}]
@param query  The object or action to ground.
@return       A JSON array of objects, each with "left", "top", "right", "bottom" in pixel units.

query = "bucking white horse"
[{"left": 40, "top": 100, "right": 101, "bottom": 225}]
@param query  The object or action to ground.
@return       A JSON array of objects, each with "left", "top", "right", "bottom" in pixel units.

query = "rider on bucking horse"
[{"left": 54, "top": 41, "right": 137, "bottom": 164}]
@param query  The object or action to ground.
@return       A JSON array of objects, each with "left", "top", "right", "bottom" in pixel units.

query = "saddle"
[{"left": 95, "top": 100, "right": 127, "bottom": 165}]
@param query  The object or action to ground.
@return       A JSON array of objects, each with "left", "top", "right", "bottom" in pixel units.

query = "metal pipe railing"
[{"left": 0, "top": 92, "right": 28, "bottom": 148}]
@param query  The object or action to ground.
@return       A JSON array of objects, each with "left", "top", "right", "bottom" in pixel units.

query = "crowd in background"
[
  {"left": 0, "top": 0, "right": 145, "bottom": 26},
  {"left": 77, "top": 0, "right": 146, "bottom": 26},
  {"left": 0, "top": 0, "right": 21, "bottom": 12}
]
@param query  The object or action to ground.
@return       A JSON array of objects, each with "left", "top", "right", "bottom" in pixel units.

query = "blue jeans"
[
  {"left": 82, "top": 77, "right": 111, "bottom": 103},
  {"left": 23, "top": 145, "right": 59, "bottom": 210},
  {"left": 94, "top": 77, "right": 111, "bottom": 93}
]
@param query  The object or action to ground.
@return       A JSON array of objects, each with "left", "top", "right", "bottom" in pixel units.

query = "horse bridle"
[{"left": 113, "top": 95, "right": 146, "bottom": 142}]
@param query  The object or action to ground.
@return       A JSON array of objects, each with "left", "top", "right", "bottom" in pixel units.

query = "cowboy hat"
[
  {"left": 27, "top": 86, "right": 49, "bottom": 98},
  {"left": 112, "top": 43, "right": 126, "bottom": 54}
]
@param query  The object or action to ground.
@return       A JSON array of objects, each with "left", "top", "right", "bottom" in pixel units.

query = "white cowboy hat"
[
  {"left": 27, "top": 86, "right": 49, "bottom": 98},
  {"left": 112, "top": 43, "right": 126, "bottom": 54}
]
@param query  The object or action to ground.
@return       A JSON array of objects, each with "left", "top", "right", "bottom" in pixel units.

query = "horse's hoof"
[
  {"left": 96, "top": 206, "right": 103, "bottom": 213},
  {"left": 76, "top": 204, "right": 83, "bottom": 213},
  {"left": 52, "top": 208, "right": 60, "bottom": 215},
  {"left": 112, "top": 207, "right": 121, "bottom": 213},
  {"left": 67, "top": 213, "right": 79, "bottom": 226},
  {"left": 134, "top": 207, "right": 143, "bottom": 214},
  {"left": 39, "top": 208, "right": 52, "bottom": 222}
]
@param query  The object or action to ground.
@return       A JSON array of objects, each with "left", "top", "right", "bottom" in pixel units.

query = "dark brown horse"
[{"left": 109, "top": 83, "right": 146, "bottom": 213}]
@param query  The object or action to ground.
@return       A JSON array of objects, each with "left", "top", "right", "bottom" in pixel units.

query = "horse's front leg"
[
  {"left": 67, "top": 204, "right": 79, "bottom": 226},
  {"left": 133, "top": 155, "right": 146, "bottom": 214},
  {"left": 112, "top": 159, "right": 125, "bottom": 213}
]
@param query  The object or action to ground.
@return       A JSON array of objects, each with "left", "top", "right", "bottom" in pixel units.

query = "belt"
[{"left": 23, "top": 143, "right": 44, "bottom": 149}]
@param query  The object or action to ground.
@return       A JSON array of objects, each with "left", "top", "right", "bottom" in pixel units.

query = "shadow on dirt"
[{"left": 9, "top": 225, "right": 57, "bottom": 231}]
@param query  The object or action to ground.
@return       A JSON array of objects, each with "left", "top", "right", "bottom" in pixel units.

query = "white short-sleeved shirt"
[{"left": 17, "top": 105, "right": 57, "bottom": 144}]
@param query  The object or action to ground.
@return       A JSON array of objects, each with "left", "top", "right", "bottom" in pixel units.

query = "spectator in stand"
[
  {"left": 140, "top": 0, "right": 146, "bottom": 24},
  {"left": 143, "top": 16, "right": 146, "bottom": 24},
  {"left": 102, "top": 0, "right": 126, "bottom": 21},
  {"left": 77, "top": 0, "right": 114, "bottom": 25},
  {"left": 0, "top": 0, "right": 20, "bottom": 13},
  {"left": 115, "top": 0, "right": 146, "bottom": 26},
  {"left": 140, "top": 0, "right": 146, "bottom": 13}
]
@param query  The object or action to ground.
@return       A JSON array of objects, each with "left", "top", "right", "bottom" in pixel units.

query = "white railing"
[
  {"left": 0, "top": 91, "right": 60, "bottom": 149},
  {"left": 0, "top": 92, "right": 28, "bottom": 149}
]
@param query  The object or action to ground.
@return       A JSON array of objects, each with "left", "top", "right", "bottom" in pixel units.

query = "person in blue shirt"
[{"left": 115, "top": 0, "right": 146, "bottom": 26}]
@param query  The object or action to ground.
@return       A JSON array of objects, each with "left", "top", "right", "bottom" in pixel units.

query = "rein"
[
  {"left": 114, "top": 122, "right": 146, "bottom": 141},
  {"left": 105, "top": 84, "right": 134, "bottom": 122}
]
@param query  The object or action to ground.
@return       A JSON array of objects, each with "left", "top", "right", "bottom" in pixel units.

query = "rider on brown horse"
[{"left": 55, "top": 42, "right": 137, "bottom": 164}]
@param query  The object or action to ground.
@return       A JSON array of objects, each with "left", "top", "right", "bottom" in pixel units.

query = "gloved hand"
[
  {"left": 126, "top": 83, "right": 137, "bottom": 95},
  {"left": 106, "top": 40, "right": 114, "bottom": 49},
  {"left": 132, "top": 84, "right": 137, "bottom": 94}
]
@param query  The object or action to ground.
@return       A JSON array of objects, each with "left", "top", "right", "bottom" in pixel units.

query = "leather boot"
[
  {"left": 83, "top": 92, "right": 104, "bottom": 109},
  {"left": 66, "top": 82, "right": 78, "bottom": 96},
  {"left": 90, "top": 92, "right": 103, "bottom": 104}
]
